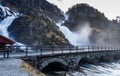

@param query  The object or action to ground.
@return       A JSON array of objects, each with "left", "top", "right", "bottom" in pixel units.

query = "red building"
[{"left": 0, "top": 35, "right": 15, "bottom": 51}]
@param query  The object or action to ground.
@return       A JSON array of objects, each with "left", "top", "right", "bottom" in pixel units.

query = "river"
[{"left": 66, "top": 60, "right": 120, "bottom": 76}]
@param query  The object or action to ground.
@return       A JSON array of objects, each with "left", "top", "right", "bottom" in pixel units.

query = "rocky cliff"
[
  {"left": 1, "top": 0, "right": 64, "bottom": 22},
  {"left": 0, "top": 0, "right": 69, "bottom": 46},
  {"left": 64, "top": 4, "right": 120, "bottom": 45}
]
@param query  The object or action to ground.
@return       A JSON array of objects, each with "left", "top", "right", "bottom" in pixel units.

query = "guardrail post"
[
  {"left": 70, "top": 46, "right": 71, "bottom": 54},
  {"left": 82, "top": 45, "right": 84, "bottom": 52},
  {"left": 3, "top": 47, "right": 5, "bottom": 58},
  {"left": 100, "top": 45, "right": 102, "bottom": 51},
  {"left": 104, "top": 45, "right": 107, "bottom": 52},
  {"left": 108, "top": 45, "right": 110, "bottom": 51},
  {"left": 97, "top": 45, "right": 99, "bottom": 51},
  {"left": 113, "top": 45, "right": 115, "bottom": 51},
  {"left": 61, "top": 46, "right": 63, "bottom": 54},
  {"left": 52, "top": 46, "right": 54, "bottom": 55},
  {"left": 36, "top": 46, "right": 37, "bottom": 51},
  {"left": 92, "top": 45, "right": 94, "bottom": 52},
  {"left": 6, "top": 46, "right": 10, "bottom": 58},
  {"left": 40, "top": 46, "right": 42, "bottom": 56},
  {"left": 88, "top": 45, "right": 89, "bottom": 52},
  {"left": 118, "top": 46, "right": 120, "bottom": 51},
  {"left": 76, "top": 46, "right": 78, "bottom": 52},
  {"left": 118, "top": 45, "right": 119, "bottom": 51},
  {"left": 26, "top": 46, "right": 28, "bottom": 56},
  {"left": 99, "top": 45, "right": 100, "bottom": 51}
]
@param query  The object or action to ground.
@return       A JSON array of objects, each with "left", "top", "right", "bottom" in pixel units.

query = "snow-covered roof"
[{"left": 0, "top": 35, "right": 15, "bottom": 44}]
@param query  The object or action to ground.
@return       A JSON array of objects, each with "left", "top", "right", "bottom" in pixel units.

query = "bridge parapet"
[{"left": 1, "top": 45, "right": 120, "bottom": 58}]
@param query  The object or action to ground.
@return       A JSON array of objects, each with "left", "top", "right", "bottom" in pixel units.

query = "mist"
[{"left": 57, "top": 15, "right": 92, "bottom": 46}]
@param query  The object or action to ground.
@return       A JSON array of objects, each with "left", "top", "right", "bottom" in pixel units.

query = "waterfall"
[
  {"left": 0, "top": 5, "right": 24, "bottom": 45},
  {"left": 56, "top": 14, "right": 92, "bottom": 46},
  {"left": 0, "top": 16, "right": 17, "bottom": 38},
  {"left": 0, "top": 5, "right": 18, "bottom": 37}
]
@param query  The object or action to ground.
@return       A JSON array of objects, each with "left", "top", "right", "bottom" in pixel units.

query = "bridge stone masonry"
[
  {"left": 19, "top": 45, "right": 120, "bottom": 73},
  {"left": 1, "top": 45, "right": 120, "bottom": 73}
]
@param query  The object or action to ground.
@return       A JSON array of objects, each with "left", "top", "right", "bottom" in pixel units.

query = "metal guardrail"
[{"left": 0, "top": 45, "right": 120, "bottom": 58}]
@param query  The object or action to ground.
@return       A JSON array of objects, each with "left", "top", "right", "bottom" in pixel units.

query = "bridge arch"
[
  {"left": 42, "top": 61, "right": 67, "bottom": 73},
  {"left": 41, "top": 58, "right": 67, "bottom": 73},
  {"left": 78, "top": 57, "right": 91, "bottom": 65}
]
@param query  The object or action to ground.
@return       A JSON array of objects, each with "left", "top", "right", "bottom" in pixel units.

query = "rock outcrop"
[
  {"left": 64, "top": 3, "right": 120, "bottom": 45},
  {"left": 1, "top": 0, "right": 65, "bottom": 23},
  {"left": 1, "top": 0, "right": 69, "bottom": 46}
]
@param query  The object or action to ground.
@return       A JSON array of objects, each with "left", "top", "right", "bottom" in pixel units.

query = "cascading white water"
[
  {"left": 0, "top": 16, "right": 16, "bottom": 38},
  {"left": 0, "top": 5, "right": 18, "bottom": 38},
  {"left": 66, "top": 61, "right": 120, "bottom": 76},
  {"left": 56, "top": 14, "right": 92, "bottom": 46},
  {"left": 0, "top": 5, "right": 24, "bottom": 46}
]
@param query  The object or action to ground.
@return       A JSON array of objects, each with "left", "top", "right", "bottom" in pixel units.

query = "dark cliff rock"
[
  {"left": 0, "top": 8, "right": 5, "bottom": 20},
  {"left": 65, "top": 4, "right": 108, "bottom": 31},
  {"left": 8, "top": 15, "right": 69, "bottom": 45},
  {"left": 0, "top": 4, "right": 15, "bottom": 21},
  {"left": 0, "top": 0, "right": 69, "bottom": 46},
  {"left": 99, "top": 55, "right": 111, "bottom": 62},
  {"left": 1, "top": 0, "right": 65, "bottom": 22},
  {"left": 64, "top": 3, "right": 120, "bottom": 45}
]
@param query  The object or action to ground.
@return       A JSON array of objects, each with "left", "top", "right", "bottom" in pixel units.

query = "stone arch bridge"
[{"left": 19, "top": 45, "right": 120, "bottom": 73}]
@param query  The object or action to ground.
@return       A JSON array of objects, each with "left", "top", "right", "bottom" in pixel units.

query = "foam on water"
[{"left": 66, "top": 61, "right": 120, "bottom": 76}]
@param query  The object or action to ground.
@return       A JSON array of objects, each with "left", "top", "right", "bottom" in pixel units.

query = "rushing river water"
[{"left": 66, "top": 60, "right": 120, "bottom": 76}]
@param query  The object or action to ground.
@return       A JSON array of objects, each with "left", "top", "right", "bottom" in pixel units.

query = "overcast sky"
[{"left": 47, "top": 0, "right": 120, "bottom": 20}]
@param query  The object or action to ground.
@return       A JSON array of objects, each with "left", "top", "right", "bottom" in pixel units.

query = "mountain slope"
[
  {"left": 64, "top": 4, "right": 120, "bottom": 45},
  {"left": 1, "top": 0, "right": 70, "bottom": 46},
  {"left": 1, "top": 0, "right": 65, "bottom": 22}
]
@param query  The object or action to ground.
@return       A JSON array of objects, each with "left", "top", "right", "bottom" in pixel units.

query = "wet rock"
[
  {"left": 113, "top": 54, "right": 120, "bottom": 60},
  {"left": 99, "top": 55, "right": 110, "bottom": 62},
  {"left": 91, "top": 59, "right": 100, "bottom": 64},
  {"left": 79, "top": 57, "right": 92, "bottom": 65}
]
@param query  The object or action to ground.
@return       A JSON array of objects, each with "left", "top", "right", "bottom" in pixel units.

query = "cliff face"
[
  {"left": 8, "top": 16, "right": 69, "bottom": 45},
  {"left": 64, "top": 4, "right": 120, "bottom": 45},
  {"left": 65, "top": 4, "right": 108, "bottom": 31},
  {"left": 1, "top": 0, "right": 69, "bottom": 46},
  {"left": 1, "top": 0, "right": 64, "bottom": 22}
]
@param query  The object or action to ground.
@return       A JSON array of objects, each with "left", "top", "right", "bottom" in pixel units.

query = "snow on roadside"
[{"left": 0, "top": 58, "right": 31, "bottom": 76}]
